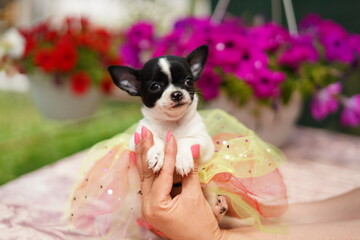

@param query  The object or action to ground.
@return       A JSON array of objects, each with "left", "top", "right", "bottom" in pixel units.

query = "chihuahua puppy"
[
  {"left": 108, "top": 46, "right": 229, "bottom": 223},
  {"left": 108, "top": 45, "right": 214, "bottom": 176}
]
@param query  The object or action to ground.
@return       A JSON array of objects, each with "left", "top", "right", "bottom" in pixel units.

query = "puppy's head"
[{"left": 108, "top": 45, "right": 208, "bottom": 121}]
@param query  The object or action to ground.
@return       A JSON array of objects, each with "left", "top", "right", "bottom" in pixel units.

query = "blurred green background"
[{"left": 0, "top": 91, "right": 142, "bottom": 185}]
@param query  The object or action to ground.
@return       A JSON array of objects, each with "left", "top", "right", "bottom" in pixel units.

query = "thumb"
[{"left": 181, "top": 144, "right": 202, "bottom": 195}]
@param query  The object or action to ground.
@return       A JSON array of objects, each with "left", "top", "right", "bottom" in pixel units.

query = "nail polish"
[
  {"left": 129, "top": 152, "right": 136, "bottom": 163},
  {"left": 134, "top": 132, "right": 141, "bottom": 145},
  {"left": 141, "top": 126, "right": 147, "bottom": 138},
  {"left": 191, "top": 144, "right": 200, "bottom": 159}
]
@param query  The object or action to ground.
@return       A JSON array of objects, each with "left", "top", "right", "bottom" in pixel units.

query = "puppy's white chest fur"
[{"left": 130, "top": 96, "right": 214, "bottom": 176}]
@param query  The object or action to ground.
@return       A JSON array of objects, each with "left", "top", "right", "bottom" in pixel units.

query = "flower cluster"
[
  {"left": 17, "top": 17, "right": 122, "bottom": 95},
  {"left": 298, "top": 14, "right": 360, "bottom": 126},
  {"left": 120, "top": 21, "right": 155, "bottom": 69},
  {"left": 121, "top": 14, "right": 360, "bottom": 126}
]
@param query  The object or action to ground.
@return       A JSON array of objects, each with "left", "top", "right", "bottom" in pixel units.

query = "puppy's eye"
[
  {"left": 149, "top": 82, "right": 161, "bottom": 92},
  {"left": 184, "top": 78, "right": 194, "bottom": 87}
]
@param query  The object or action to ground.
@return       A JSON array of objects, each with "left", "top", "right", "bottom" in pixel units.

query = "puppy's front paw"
[
  {"left": 147, "top": 145, "right": 164, "bottom": 173},
  {"left": 213, "top": 194, "right": 228, "bottom": 223},
  {"left": 175, "top": 150, "right": 194, "bottom": 176}
]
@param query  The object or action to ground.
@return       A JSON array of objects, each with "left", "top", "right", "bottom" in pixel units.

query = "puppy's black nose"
[{"left": 171, "top": 91, "right": 183, "bottom": 102}]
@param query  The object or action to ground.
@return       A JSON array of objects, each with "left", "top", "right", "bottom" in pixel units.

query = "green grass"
[{"left": 0, "top": 91, "right": 142, "bottom": 185}]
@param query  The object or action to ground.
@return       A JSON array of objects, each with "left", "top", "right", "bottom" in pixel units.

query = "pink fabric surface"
[
  {"left": 0, "top": 152, "right": 98, "bottom": 240},
  {"left": 1, "top": 127, "right": 360, "bottom": 239}
]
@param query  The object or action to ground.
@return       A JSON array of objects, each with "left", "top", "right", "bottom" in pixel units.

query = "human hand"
[{"left": 133, "top": 127, "right": 224, "bottom": 240}]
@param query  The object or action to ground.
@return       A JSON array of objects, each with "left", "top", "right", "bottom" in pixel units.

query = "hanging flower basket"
[
  {"left": 10, "top": 16, "right": 123, "bottom": 119},
  {"left": 29, "top": 71, "right": 102, "bottom": 119},
  {"left": 208, "top": 92, "right": 302, "bottom": 146}
]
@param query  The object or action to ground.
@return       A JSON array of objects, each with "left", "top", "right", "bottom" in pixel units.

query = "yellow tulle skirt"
[{"left": 63, "top": 109, "right": 288, "bottom": 239}]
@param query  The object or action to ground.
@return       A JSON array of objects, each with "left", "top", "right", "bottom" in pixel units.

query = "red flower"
[
  {"left": 100, "top": 75, "right": 113, "bottom": 94},
  {"left": 33, "top": 22, "right": 49, "bottom": 35},
  {"left": 70, "top": 72, "right": 91, "bottom": 95},
  {"left": 19, "top": 30, "right": 37, "bottom": 56},
  {"left": 91, "top": 29, "right": 112, "bottom": 54},
  {"left": 104, "top": 56, "right": 123, "bottom": 66},
  {"left": 34, "top": 48, "right": 55, "bottom": 72},
  {"left": 75, "top": 32, "right": 93, "bottom": 46},
  {"left": 44, "top": 30, "right": 58, "bottom": 42},
  {"left": 80, "top": 17, "right": 89, "bottom": 30},
  {"left": 53, "top": 36, "right": 77, "bottom": 72}
]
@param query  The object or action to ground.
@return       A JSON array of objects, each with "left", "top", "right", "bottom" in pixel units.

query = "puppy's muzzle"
[{"left": 171, "top": 91, "right": 183, "bottom": 102}]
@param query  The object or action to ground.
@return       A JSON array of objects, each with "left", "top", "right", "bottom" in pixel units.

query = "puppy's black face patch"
[
  {"left": 108, "top": 45, "right": 208, "bottom": 109},
  {"left": 166, "top": 57, "right": 196, "bottom": 101},
  {"left": 138, "top": 56, "right": 195, "bottom": 108}
]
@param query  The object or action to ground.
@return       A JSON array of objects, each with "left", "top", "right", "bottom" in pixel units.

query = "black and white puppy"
[{"left": 108, "top": 45, "right": 214, "bottom": 176}]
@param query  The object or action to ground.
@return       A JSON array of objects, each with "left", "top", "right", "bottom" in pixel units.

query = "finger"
[
  {"left": 135, "top": 128, "right": 154, "bottom": 175},
  {"left": 182, "top": 144, "right": 202, "bottom": 195},
  {"left": 134, "top": 132, "right": 143, "bottom": 171},
  {"left": 151, "top": 132, "right": 177, "bottom": 201},
  {"left": 135, "top": 128, "right": 155, "bottom": 196}
]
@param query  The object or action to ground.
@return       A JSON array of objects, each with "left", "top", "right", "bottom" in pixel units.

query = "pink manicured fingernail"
[
  {"left": 141, "top": 126, "right": 148, "bottom": 139},
  {"left": 134, "top": 132, "right": 141, "bottom": 145},
  {"left": 129, "top": 152, "right": 136, "bottom": 164},
  {"left": 191, "top": 144, "right": 200, "bottom": 159},
  {"left": 166, "top": 130, "right": 172, "bottom": 142}
]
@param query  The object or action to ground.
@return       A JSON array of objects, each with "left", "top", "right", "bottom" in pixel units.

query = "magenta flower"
[
  {"left": 232, "top": 44, "right": 268, "bottom": 80},
  {"left": 152, "top": 29, "right": 187, "bottom": 57},
  {"left": 300, "top": 15, "right": 354, "bottom": 64},
  {"left": 239, "top": 67, "right": 285, "bottom": 98},
  {"left": 182, "top": 31, "right": 212, "bottom": 56},
  {"left": 311, "top": 82, "right": 342, "bottom": 120},
  {"left": 320, "top": 32, "right": 353, "bottom": 64},
  {"left": 248, "top": 22, "right": 290, "bottom": 52},
  {"left": 174, "top": 17, "right": 212, "bottom": 33},
  {"left": 349, "top": 34, "right": 360, "bottom": 60},
  {"left": 120, "top": 22, "right": 155, "bottom": 68},
  {"left": 153, "top": 17, "right": 214, "bottom": 58},
  {"left": 197, "top": 67, "right": 222, "bottom": 101},
  {"left": 299, "top": 13, "right": 323, "bottom": 32},
  {"left": 120, "top": 43, "right": 141, "bottom": 68},
  {"left": 316, "top": 20, "right": 354, "bottom": 63},
  {"left": 210, "top": 33, "right": 247, "bottom": 68},
  {"left": 125, "top": 21, "right": 154, "bottom": 49},
  {"left": 341, "top": 95, "right": 360, "bottom": 126},
  {"left": 278, "top": 35, "right": 318, "bottom": 69},
  {"left": 251, "top": 68, "right": 285, "bottom": 98}
]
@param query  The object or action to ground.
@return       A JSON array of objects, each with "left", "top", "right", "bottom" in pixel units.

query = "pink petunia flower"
[
  {"left": 341, "top": 95, "right": 360, "bottom": 126},
  {"left": 311, "top": 82, "right": 342, "bottom": 120}
]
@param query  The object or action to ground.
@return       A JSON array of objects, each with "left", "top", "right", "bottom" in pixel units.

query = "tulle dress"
[{"left": 63, "top": 109, "right": 288, "bottom": 239}]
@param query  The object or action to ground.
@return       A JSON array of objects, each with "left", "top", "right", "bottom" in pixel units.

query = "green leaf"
[
  {"left": 280, "top": 75, "right": 297, "bottom": 105},
  {"left": 221, "top": 74, "right": 253, "bottom": 106}
]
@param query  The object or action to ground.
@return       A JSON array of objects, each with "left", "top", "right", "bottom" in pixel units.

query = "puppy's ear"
[
  {"left": 186, "top": 45, "right": 208, "bottom": 79},
  {"left": 108, "top": 66, "right": 141, "bottom": 96}
]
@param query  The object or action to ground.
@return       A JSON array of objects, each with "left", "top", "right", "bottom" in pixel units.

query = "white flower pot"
[
  {"left": 207, "top": 92, "right": 302, "bottom": 147},
  {"left": 29, "top": 72, "right": 102, "bottom": 120}
]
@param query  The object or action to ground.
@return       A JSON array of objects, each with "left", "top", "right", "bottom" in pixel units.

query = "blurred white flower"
[{"left": 0, "top": 28, "right": 25, "bottom": 59}]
